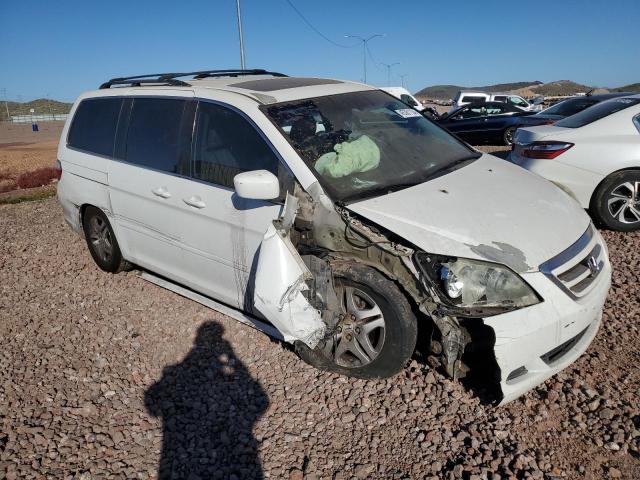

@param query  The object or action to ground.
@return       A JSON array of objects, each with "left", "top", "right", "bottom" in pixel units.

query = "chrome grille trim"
[{"left": 539, "top": 224, "right": 605, "bottom": 299}]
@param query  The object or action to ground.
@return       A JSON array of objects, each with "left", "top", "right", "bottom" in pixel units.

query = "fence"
[{"left": 10, "top": 114, "right": 68, "bottom": 123}]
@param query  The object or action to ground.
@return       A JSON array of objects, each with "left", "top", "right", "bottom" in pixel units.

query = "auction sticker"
[{"left": 394, "top": 108, "right": 422, "bottom": 118}]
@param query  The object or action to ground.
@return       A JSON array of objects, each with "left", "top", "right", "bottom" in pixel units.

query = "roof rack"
[{"left": 99, "top": 69, "right": 288, "bottom": 89}]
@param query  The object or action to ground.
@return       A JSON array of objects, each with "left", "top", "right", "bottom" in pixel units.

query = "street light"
[
  {"left": 236, "top": 0, "right": 246, "bottom": 69},
  {"left": 399, "top": 74, "right": 408, "bottom": 88},
  {"left": 344, "top": 33, "right": 385, "bottom": 84},
  {"left": 380, "top": 62, "right": 400, "bottom": 87}
]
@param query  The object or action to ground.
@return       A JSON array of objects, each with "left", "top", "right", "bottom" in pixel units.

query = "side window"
[
  {"left": 509, "top": 96, "right": 528, "bottom": 107},
  {"left": 124, "top": 98, "right": 190, "bottom": 174},
  {"left": 192, "top": 102, "right": 282, "bottom": 189},
  {"left": 68, "top": 98, "right": 122, "bottom": 156},
  {"left": 485, "top": 104, "right": 508, "bottom": 115}
]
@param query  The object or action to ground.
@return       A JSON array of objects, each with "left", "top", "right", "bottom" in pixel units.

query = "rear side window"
[
  {"left": 461, "top": 95, "right": 485, "bottom": 103},
  {"left": 191, "top": 102, "right": 280, "bottom": 188},
  {"left": 68, "top": 98, "right": 122, "bottom": 156},
  {"left": 125, "top": 98, "right": 190, "bottom": 174},
  {"left": 556, "top": 98, "right": 640, "bottom": 128}
]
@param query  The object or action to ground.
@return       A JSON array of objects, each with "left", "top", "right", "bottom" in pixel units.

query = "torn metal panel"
[{"left": 253, "top": 223, "right": 326, "bottom": 348}]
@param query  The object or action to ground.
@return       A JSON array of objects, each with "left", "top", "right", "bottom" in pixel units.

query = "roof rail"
[{"left": 99, "top": 69, "right": 288, "bottom": 89}]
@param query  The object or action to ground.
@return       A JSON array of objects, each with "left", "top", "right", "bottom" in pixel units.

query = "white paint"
[
  {"left": 347, "top": 154, "right": 590, "bottom": 272},
  {"left": 510, "top": 95, "right": 640, "bottom": 207},
  {"left": 253, "top": 224, "right": 325, "bottom": 348}
]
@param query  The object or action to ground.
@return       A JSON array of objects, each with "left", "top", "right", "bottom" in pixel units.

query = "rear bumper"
[
  {"left": 485, "top": 255, "right": 611, "bottom": 405},
  {"left": 57, "top": 179, "right": 82, "bottom": 235},
  {"left": 508, "top": 150, "right": 603, "bottom": 208}
]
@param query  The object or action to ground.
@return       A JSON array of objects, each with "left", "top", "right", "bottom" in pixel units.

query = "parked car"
[
  {"left": 437, "top": 101, "right": 536, "bottom": 145},
  {"left": 451, "top": 90, "right": 543, "bottom": 112},
  {"left": 515, "top": 92, "right": 633, "bottom": 129},
  {"left": 57, "top": 69, "right": 611, "bottom": 404},
  {"left": 510, "top": 95, "right": 640, "bottom": 231},
  {"left": 381, "top": 87, "right": 425, "bottom": 111}
]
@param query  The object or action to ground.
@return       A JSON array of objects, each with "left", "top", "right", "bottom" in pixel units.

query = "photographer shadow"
[{"left": 145, "top": 321, "right": 268, "bottom": 479}]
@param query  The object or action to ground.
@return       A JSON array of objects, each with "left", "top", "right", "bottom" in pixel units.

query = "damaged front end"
[{"left": 252, "top": 182, "right": 508, "bottom": 399}]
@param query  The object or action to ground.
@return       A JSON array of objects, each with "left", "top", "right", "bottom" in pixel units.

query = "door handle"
[
  {"left": 183, "top": 196, "right": 206, "bottom": 209},
  {"left": 151, "top": 187, "right": 171, "bottom": 199}
]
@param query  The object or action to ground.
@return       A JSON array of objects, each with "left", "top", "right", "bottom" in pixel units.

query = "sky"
[{"left": 0, "top": 0, "right": 638, "bottom": 102}]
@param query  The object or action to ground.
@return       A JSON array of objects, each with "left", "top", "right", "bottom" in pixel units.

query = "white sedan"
[{"left": 510, "top": 95, "right": 640, "bottom": 231}]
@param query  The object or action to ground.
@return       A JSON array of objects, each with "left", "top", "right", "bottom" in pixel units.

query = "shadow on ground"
[{"left": 145, "top": 321, "right": 268, "bottom": 479}]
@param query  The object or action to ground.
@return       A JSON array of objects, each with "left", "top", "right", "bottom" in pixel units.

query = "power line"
[{"left": 284, "top": 0, "right": 356, "bottom": 49}]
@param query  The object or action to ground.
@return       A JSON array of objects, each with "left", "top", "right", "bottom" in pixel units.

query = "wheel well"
[{"left": 589, "top": 167, "right": 640, "bottom": 210}]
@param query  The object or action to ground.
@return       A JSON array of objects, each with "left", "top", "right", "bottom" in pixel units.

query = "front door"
[{"left": 178, "top": 100, "right": 291, "bottom": 311}]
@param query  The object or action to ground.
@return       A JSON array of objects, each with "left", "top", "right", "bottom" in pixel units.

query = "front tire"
[
  {"left": 82, "top": 206, "right": 128, "bottom": 272},
  {"left": 590, "top": 170, "right": 640, "bottom": 232},
  {"left": 297, "top": 262, "right": 417, "bottom": 379}
]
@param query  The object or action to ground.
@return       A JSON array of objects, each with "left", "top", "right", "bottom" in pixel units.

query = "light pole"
[
  {"left": 344, "top": 33, "right": 385, "bottom": 84},
  {"left": 380, "top": 62, "right": 400, "bottom": 86},
  {"left": 236, "top": 0, "right": 246, "bottom": 69},
  {"left": 399, "top": 74, "right": 408, "bottom": 88}
]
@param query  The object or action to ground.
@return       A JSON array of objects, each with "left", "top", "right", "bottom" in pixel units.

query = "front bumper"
[{"left": 485, "top": 249, "right": 611, "bottom": 405}]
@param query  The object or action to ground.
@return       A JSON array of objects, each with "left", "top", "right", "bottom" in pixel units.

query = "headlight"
[{"left": 415, "top": 253, "right": 540, "bottom": 315}]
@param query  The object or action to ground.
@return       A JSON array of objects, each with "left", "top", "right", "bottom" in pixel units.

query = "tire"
[
  {"left": 82, "top": 206, "right": 128, "bottom": 272},
  {"left": 503, "top": 126, "right": 517, "bottom": 146},
  {"left": 296, "top": 262, "right": 418, "bottom": 379},
  {"left": 590, "top": 170, "right": 640, "bottom": 232}
]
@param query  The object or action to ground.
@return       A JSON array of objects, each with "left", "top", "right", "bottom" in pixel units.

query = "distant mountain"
[
  {"left": 1, "top": 99, "right": 72, "bottom": 122},
  {"left": 611, "top": 83, "right": 640, "bottom": 93},
  {"left": 415, "top": 81, "right": 543, "bottom": 100},
  {"left": 530, "top": 80, "right": 592, "bottom": 96}
]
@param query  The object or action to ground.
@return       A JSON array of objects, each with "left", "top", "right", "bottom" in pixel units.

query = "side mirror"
[{"left": 233, "top": 170, "right": 280, "bottom": 200}]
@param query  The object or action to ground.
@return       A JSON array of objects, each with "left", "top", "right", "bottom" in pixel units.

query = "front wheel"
[
  {"left": 297, "top": 263, "right": 417, "bottom": 379},
  {"left": 590, "top": 170, "right": 640, "bottom": 232}
]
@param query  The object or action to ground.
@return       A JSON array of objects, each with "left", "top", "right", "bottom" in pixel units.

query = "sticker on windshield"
[{"left": 394, "top": 108, "right": 422, "bottom": 118}]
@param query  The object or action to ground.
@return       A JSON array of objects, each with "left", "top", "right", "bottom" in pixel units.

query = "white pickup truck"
[{"left": 452, "top": 90, "right": 543, "bottom": 112}]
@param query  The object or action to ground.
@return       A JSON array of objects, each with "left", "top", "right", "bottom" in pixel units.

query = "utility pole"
[
  {"left": 235, "top": 0, "right": 246, "bottom": 69},
  {"left": 344, "top": 34, "right": 385, "bottom": 84},
  {"left": 399, "top": 74, "right": 408, "bottom": 88},
  {"left": 380, "top": 62, "right": 400, "bottom": 86},
  {"left": 1, "top": 89, "right": 10, "bottom": 122}
]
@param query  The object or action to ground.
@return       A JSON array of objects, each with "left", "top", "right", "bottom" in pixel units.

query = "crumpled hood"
[{"left": 346, "top": 154, "right": 590, "bottom": 272}]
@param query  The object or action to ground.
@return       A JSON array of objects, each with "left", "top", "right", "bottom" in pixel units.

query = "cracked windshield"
[{"left": 265, "top": 90, "right": 478, "bottom": 202}]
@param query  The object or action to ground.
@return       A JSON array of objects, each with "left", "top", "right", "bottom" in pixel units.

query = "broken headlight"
[{"left": 415, "top": 253, "right": 540, "bottom": 314}]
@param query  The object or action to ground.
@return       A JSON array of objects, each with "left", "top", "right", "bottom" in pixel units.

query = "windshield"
[
  {"left": 263, "top": 90, "right": 478, "bottom": 202},
  {"left": 555, "top": 97, "right": 640, "bottom": 128},
  {"left": 542, "top": 98, "right": 597, "bottom": 116}
]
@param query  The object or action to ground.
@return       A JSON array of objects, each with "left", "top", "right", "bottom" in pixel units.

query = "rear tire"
[
  {"left": 503, "top": 126, "right": 517, "bottom": 146},
  {"left": 296, "top": 262, "right": 417, "bottom": 379},
  {"left": 590, "top": 170, "right": 640, "bottom": 232},
  {"left": 82, "top": 206, "right": 128, "bottom": 272}
]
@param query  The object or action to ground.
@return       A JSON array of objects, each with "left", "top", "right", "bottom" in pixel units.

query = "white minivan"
[{"left": 57, "top": 70, "right": 611, "bottom": 404}]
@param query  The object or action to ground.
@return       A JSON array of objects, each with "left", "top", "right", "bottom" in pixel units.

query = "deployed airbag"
[{"left": 315, "top": 135, "right": 380, "bottom": 178}]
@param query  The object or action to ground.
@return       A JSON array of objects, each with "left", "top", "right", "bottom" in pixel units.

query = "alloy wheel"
[
  {"left": 607, "top": 181, "right": 640, "bottom": 224},
  {"left": 325, "top": 283, "right": 386, "bottom": 368},
  {"left": 89, "top": 216, "right": 113, "bottom": 263}
]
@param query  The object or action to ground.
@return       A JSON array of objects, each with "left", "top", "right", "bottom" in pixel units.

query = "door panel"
[
  {"left": 178, "top": 181, "right": 282, "bottom": 309},
  {"left": 178, "top": 100, "right": 291, "bottom": 311},
  {"left": 108, "top": 93, "right": 195, "bottom": 282}
]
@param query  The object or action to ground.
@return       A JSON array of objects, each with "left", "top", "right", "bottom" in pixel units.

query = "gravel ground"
[{"left": 1, "top": 198, "right": 639, "bottom": 479}]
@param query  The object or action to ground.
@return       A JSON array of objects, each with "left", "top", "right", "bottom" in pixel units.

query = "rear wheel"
[
  {"left": 503, "top": 126, "right": 517, "bottom": 146},
  {"left": 590, "top": 170, "right": 640, "bottom": 231},
  {"left": 296, "top": 263, "right": 417, "bottom": 379},
  {"left": 82, "top": 206, "right": 128, "bottom": 272}
]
